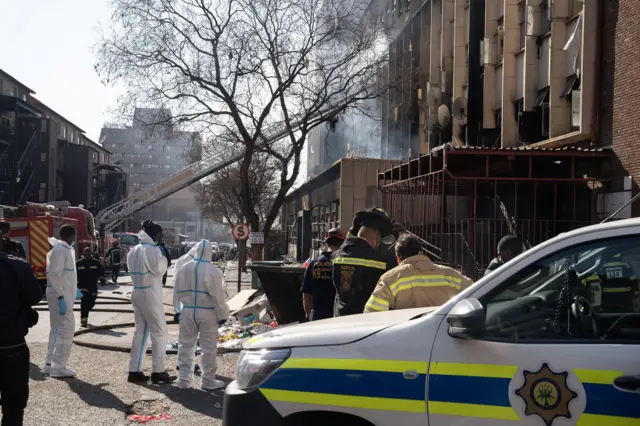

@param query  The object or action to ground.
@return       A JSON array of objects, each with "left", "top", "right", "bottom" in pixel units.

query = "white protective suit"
[
  {"left": 45, "top": 237, "right": 78, "bottom": 371},
  {"left": 128, "top": 231, "right": 169, "bottom": 374},
  {"left": 173, "top": 240, "right": 230, "bottom": 389}
]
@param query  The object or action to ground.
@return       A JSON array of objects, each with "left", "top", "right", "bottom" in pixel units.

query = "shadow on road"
[
  {"left": 29, "top": 363, "right": 47, "bottom": 381},
  {"left": 65, "top": 379, "right": 129, "bottom": 413},
  {"left": 137, "top": 376, "right": 233, "bottom": 419},
  {"left": 91, "top": 329, "right": 127, "bottom": 337}
]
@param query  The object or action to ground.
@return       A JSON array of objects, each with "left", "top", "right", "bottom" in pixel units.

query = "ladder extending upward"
[{"left": 95, "top": 104, "right": 347, "bottom": 231}]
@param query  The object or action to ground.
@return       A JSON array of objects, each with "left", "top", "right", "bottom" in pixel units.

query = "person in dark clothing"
[
  {"left": 77, "top": 247, "right": 105, "bottom": 328},
  {"left": 0, "top": 230, "right": 42, "bottom": 426},
  {"left": 158, "top": 240, "right": 172, "bottom": 286},
  {"left": 104, "top": 240, "right": 123, "bottom": 283},
  {"left": 484, "top": 235, "right": 524, "bottom": 276},
  {"left": 332, "top": 225, "right": 394, "bottom": 316},
  {"left": 0, "top": 221, "right": 26, "bottom": 259},
  {"left": 301, "top": 228, "right": 345, "bottom": 321}
]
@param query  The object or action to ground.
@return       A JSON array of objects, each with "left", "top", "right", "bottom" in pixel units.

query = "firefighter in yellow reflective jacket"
[
  {"left": 580, "top": 252, "right": 640, "bottom": 313},
  {"left": 364, "top": 233, "right": 473, "bottom": 312},
  {"left": 332, "top": 225, "right": 395, "bottom": 316}
]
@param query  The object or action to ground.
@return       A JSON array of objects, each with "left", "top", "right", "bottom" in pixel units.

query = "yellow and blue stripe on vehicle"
[
  {"left": 258, "top": 358, "right": 428, "bottom": 413},
  {"left": 427, "top": 362, "right": 640, "bottom": 425}
]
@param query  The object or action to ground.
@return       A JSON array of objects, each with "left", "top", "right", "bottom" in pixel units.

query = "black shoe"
[
  {"left": 127, "top": 371, "right": 150, "bottom": 383},
  {"left": 176, "top": 364, "right": 200, "bottom": 372},
  {"left": 151, "top": 371, "right": 177, "bottom": 384},
  {"left": 80, "top": 318, "right": 88, "bottom": 328}
]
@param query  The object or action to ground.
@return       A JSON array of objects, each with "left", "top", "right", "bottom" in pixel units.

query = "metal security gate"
[{"left": 378, "top": 145, "right": 610, "bottom": 279}]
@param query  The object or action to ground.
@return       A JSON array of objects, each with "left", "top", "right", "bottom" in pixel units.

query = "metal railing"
[{"left": 17, "top": 170, "right": 36, "bottom": 205}]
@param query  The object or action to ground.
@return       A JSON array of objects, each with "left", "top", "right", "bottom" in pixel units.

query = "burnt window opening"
[
  {"left": 534, "top": 86, "right": 550, "bottom": 108},
  {"left": 541, "top": 103, "right": 550, "bottom": 137},
  {"left": 497, "top": 16, "right": 505, "bottom": 62},
  {"left": 569, "top": 0, "right": 583, "bottom": 17},
  {"left": 519, "top": 2, "right": 527, "bottom": 51},
  {"left": 514, "top": 98, "right": 525, "bottom": 122},
  {"left": 561, "top": 74, "right": 580, "bottom": 98},
  {"left": 562, "top": 75, "right": 582, "bottom": 131},
  {"left": 540, "top": 0, "right": 551, "bottom": 34},
  {"left": 533, "top": 87, "right": 550, "bottom": 138}
]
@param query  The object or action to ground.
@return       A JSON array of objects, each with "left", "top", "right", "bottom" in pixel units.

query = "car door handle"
[{"left": 613, "top": 375, "right": 640, "bottom": 394}]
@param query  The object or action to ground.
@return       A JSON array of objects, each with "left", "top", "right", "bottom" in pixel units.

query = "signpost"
[
  {"left": 232, "top": 224, "right": 250, "bottom": 241},
  {"left": 232, "top": 224, "right": 250, "bottom": 293},
  {"left": 249, "top": 231, "right": 264, "bottom": 245}
]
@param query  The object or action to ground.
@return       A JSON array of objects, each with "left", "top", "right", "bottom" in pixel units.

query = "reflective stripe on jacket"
[
  {"left": 332, "top": 236, "right": 393, "bottom": 316},
  {"left": 364, "top": 254, "right": 473, "bottom": 313}
]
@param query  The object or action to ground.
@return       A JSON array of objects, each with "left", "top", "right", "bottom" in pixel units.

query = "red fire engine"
[{"left": 0, "top": 202, "right": 97, "bottom": 284}]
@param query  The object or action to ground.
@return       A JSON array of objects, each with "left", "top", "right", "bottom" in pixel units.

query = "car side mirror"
[{"left": 447, "top": 298, "right": 486, "bottom": 340}]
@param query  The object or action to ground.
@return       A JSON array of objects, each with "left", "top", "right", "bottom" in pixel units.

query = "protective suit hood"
[
  {"left": 192, "top": 239, "right": 213, "bottom": 262},
  {"left": 48, "top": 237, "right": 70, "bottom": 248},
  {"left": 174, "top": 242, "right": 205, "bottom": 275},
  {"left": 137, "top": 230, "right": 155, "bottom": 244}
]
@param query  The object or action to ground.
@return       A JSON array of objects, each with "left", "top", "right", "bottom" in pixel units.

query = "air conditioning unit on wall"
[{"left": 482, "top": 37, "right": 496, "bottom": 66}]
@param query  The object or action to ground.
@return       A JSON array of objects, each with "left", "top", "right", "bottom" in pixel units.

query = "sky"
[
  {"left": 1, "top": 0, "right": 118, "bottom": 142},
  {"left": 1, "top": 0, "right": 307, "bottom": 182}
]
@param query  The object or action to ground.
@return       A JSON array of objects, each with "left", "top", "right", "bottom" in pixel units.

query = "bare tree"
[
  {"left": 96, "top": 0, "right": 395, "bottom": 258},
  {"left": 185, "top": 139, "right": 279, "bottom": 226}
]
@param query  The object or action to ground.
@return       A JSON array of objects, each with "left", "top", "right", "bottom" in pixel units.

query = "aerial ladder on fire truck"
[{"left": 94, "top": 104, "right": 347, "bottom": 232}]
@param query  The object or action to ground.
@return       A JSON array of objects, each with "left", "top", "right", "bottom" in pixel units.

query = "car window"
[
  {"left": 118, "top": 234, "right": 139, "bottom": 245},
  {"left": 481, "top": 236, "right": 640, "bottom": 343}
]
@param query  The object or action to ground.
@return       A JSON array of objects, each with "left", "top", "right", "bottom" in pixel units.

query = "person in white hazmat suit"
[
  {"left": 173, "top": 239, "right": 230, "bottom": 390},
  {"left": 127, "top": 220, "right": 176, "bottom": 384},
  {"left": 44, "top": 225, "right": 81, "bottom": 378}
]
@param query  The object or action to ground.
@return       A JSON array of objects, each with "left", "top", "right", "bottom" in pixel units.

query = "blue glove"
[
  {"left": 76, "top": 289, "right": 84, "bottom": 300},
  {"left": 173, "top": 312, "right": 181, "bottom": 322},
  {"left": 218, "top": 319, "right": 227, "bottom": 326},
  {"left": 58, "top": 298, "right": 67, "bottom": 315}
]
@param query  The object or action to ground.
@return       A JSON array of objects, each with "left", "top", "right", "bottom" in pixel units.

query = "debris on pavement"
[
  {"left": 127, "top": 413, "right": 172, "bottom": 423},
  {"left": 217, "top": 320, "right": 279, "bottom": 350},
  {"left": 127, "top": 399, "right": 172, "bottom": 423}
]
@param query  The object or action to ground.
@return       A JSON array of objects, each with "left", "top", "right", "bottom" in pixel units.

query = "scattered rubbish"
[
  {"left": 127, "top": 413, "right": 172, "bottom": 423},
  {"left": 217, "top": 319, "right": 279, "bottom": 350},
  {"left": 234, "top": 294, "right": 271, "bottom": 325},
  {"left": 127, "top": 399, "right": 171, "bottom": 423}
]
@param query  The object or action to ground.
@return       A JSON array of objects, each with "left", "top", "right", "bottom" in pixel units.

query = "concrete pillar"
[
  {"left": 523, "top": 0, "right": 541, "bottom": 111},
  {"left": 429, "top": 0, "right": 442, "bottom": 147},
  {"left": 419, "top": 3, "right": 431, "bottom": 154},
  {"left": 452, "top": 0, "right": 468, "bottom": 145},
  {"left": 502, "top": 0, "right": 519, "bottom": 147},
  {"left": 442, "top": 0, "right": 455, "bottom": 96},
  {"left": 549, "top": 0, "right": 570, "bottom": 138},
  {"left": 580, "top": 0, "right": 597, "bottom": 136},
  {"left": 483, "top": 0, "right": 499, "bottom": 129}
]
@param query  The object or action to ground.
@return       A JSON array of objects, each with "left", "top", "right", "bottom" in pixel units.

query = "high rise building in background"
[{"left": 99, "top": 108, "right": 201, "bottom": 228}]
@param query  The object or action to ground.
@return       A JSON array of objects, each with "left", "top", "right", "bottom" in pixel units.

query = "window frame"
[
  {"left": 518, "top": 1, "right": 526, "bottom": 51},
  {"left": 433, "top": 222, "right": 640, "bottom": 333},
  {"left": 479, "top": 234, "right": 640, "bottom": 345}
]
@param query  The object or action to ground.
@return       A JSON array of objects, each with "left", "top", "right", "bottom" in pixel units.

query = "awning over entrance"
[{"left": 378, "top": 144, "right": 611, "bottom": 279}]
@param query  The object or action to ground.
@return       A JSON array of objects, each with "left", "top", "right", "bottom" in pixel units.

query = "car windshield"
[
  {"left": 482, "top": 235, "right": 640, "bottom": 341},
  {"left": 118, "top": 235, "right": 139, "bottom": 245}
]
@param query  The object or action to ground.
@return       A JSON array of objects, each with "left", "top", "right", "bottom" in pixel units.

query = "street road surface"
[{"left": 22, "top": 262, "right": 251, "bottom": 426}]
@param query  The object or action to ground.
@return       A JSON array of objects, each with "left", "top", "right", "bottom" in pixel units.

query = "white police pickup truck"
[{"left": 223, "top": 218, "right": 640, "bottom": 426}]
